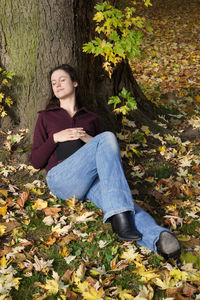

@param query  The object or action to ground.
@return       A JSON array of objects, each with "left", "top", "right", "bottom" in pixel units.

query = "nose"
[{"left": 56, "top": 81, "right": 61, "bottom": 87}]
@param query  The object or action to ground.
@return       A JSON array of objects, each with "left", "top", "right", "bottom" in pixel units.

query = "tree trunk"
[{"left": 0, "top": 0, "right": 155, "bottom": 135}]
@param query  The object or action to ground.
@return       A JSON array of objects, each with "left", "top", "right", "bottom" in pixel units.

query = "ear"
[{"left": 73, "top": 81, "right": 78, "bottom": 87}]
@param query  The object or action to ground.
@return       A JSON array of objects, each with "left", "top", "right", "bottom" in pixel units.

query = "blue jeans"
[{"left": 46, "top": 132, "right": 169, "bottom": 252}]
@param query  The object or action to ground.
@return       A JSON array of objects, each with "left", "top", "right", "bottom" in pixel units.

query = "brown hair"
[{"left": 46, "top": 64, "right": 81, "bottom": 109}]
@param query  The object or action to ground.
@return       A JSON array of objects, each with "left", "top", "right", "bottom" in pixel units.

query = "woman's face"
[{"left": 51, "top": 69, "right": 78, "bottom": 100}]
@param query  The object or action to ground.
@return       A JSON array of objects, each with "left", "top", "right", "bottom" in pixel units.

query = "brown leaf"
[
  {"left": 61, "top": 269, "right": 74, "bottom": 282},
  {"left": 66, "top": 288, "right": 82, "bottom": 300},
  {"left": 151, "top": 190, "right": 169, "bottom": 203},
  {"left": 19, "top": 241, "right": 34, "bottom": 247},
  {"left": 182, "top": 282, "right": 197, "bottom": 297},
  {"left": 175, "top": 294, "right": 190, "bottom": 300},
  {"left": 0, "top": 246, "right": 12, "bottom": 257},
  {"left": 167, "top": 287, "right": 182, "bottom": 297},
  {"left": 58, "top": 232, "right": 79, "bottom": 246},
  {"left": 0, "top": 221, "right": 21, "bottom": 234},
  {"left": 3, "top": 139, "right": 11, "bottom": 151},
  {"left": 42, "top": 206, "right": 61, "bottom": 216},
  {"left": 6, "top": 197, "right": 15, "bottom": 207},
  {"left": 16, "top": 191, "right": 29, "bottom": 208}
]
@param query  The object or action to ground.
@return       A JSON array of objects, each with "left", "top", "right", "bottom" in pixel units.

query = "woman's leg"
[
  {"left": 87, "top": 181, "right": 170, "bottom": 252},
  {"left": 46, "top": 132, "right": 135, "bottom": 221}
]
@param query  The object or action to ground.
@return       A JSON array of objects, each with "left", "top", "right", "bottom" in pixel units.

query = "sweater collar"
[{"left": 39, "top": 105, "right": 89, "bottom": 114}]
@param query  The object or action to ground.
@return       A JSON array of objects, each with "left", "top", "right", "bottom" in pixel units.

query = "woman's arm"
[{"left": 30, "top": 114, "right": 57, "bottom": 169}]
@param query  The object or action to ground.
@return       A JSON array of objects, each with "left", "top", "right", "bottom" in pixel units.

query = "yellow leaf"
[
  {"left": 195, "top": 95, "right": 200, "bottom": 102},
  {"left": 12, "top": 277, "right": 22, "bottom": 290},
  {"left": 0, "top": 189, "right": 8, "bottom": 197},
  {"left": 152, "top": 271, "right": 175, "bottom": 290},
  {"left": 60, "top": 247, "right": 70, "bottom": 257},
  {"left": 120, "top": 247, "right": 143, "bottom": 262},
  {"left": 134, "top": 268, "right": 159, "bottom": 283},
  {"left": 0, "top": 206, "right": 7, "bottom": 216},
  {"left": 118, "top": 285, "right": 134, "bottom": 300},
  {"left": 141, "top": 125, "right": 151, "bottom": 136},
  {"left": 0, "top": 256, "right": 7, "bottom": 267},
  {"left": 66, "top": 196, "right": 77, "bottom": 208},
  {"left": 31, "top": 188, "right": 44, "bottom": 195},
  {"left": 40, "top": 279, "right": 59, "bottom": 295},
  {"left": 0, "top": 295, "right": 9, "bottom": 300},
  {"left": 93, "top": 11, "right": 104, "bottom": 22},
  {"left": 83, "top": 286, "right": 105, "bottom": 300},
  {"left": 158, "top": 146, "right": 166, "bottom": 152},
  {"left": 32, "top": 199, "right": 48, "bottom": 210},
  {"left": 170, "top": 269, "right": 188, "bottom": 282}
]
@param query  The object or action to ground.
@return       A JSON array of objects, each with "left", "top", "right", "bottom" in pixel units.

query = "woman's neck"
[{"left": 59, "top": 97, "right": 77, "bottom": 117}]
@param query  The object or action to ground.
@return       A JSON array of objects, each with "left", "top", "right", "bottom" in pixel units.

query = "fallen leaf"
[
  {"left": 0, "top": 189, "right": 8, "bottom": 197},
  {"left": 0, "top": 206, "right": 7, "bottom": 216},
  {"left": 16, "top": 191, "right": 29, "bottom": 208},
  {"left": 42, "top": 206, "right": 61, "bottom": 216},
  {"left": 182, "top": 282, "right": 197, "bottom": 297},
  {"left": 32, "top": 199, "right": 48, "bottom": 210}
]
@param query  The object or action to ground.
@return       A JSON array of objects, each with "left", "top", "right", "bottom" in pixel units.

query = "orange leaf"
[
  {"left": 45, "top": 236, "right": 57, "bottom": 245},
  {"left": 0, "top": 206, "right": 7, "bottom": 216}
]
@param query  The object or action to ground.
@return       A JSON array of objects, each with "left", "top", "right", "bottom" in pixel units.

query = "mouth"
[{"left": 57, "top": 89, "right": 64, "bottom": 92}]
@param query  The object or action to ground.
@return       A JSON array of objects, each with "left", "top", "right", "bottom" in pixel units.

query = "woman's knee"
[{"left": 99, "top": 131, "right": 119, "bottom": 151}]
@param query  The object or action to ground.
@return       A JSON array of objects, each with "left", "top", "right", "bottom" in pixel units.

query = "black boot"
[
  {"left": 110, "top": 211, "right": 142, "bottom": 241},
  {"left": 156, "top": 231, "right": 181, "bottom": 263}
]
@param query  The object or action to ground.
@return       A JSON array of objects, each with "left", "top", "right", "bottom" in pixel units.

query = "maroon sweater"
[{"left": 30, "top": 106, "right": 102, "bottom": 172}]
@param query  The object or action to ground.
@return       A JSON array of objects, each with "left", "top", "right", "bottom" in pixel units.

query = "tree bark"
[{"left": 0, "top": 0, "right": 155, "bottom": 135}]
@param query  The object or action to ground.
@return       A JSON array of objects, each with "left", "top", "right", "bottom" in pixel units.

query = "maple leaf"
[
  {"left": 26, "top": 255, "right": 54, "bottom": 272},
  {"left": 141, "top": 125, "right": 151, "bottom": 136},
  {"left": 42, "top": 206, "right": 61, "bottom": 217},
  {"left": 117, "top": 285, "right": 134, "bottom": 299},
  {"left": 0, "top": 190, "right": 8, "bottom": 197},
  {"left": 64, "top": 255, "right": 76, "bottom": 264},
  {"left": 73, "top": 211, "right": 96, "bottom": 222},
  {"left": 42, "top": 216, "right": 55, "bottom": 226},
  {"left": 0, "top": 265, "right": 22, "bottom": 295},
  {"left": 51, "top": 222, "right": 73, "bottom": 236},
  {"left": 170, "top": 269, "right": 188, "bottom": 282},
  {"left": 152, "top": 271, "right": 175, "bottom": 290},
  {"left": 0, "top": 169, "right": 13, "bottom": 177},
  {"left": 134, "top": 285, "right": 154, "bottom": 300},
  {"left": 32, "top": 199, "right": 48, "bottom": 210},
  {"left": 0, "top": 225, "right": 6, "bottom": 236},
  {"left": 40, "top": 279, "right": 59, "bottom": 295},
  {"left": 90, "top": 265, "right": 106, "bottom": 276},
  {"left": 135, "top": 267, "right": 159, "bottom": 283},
  {"left": 75, "top": 279, "right": 105, "bottom": 300},
  {"left": 31, "top": 188, "right": 44, "bottom": 195},
  {"left": 0, "top": 256, "right": 7, "bottom": 268},
  {"left": 120, "top": 246, "right": 142, "bottom": 262},
  {"left": 98, "top": 240, "right": 110, "bottom": 248},
  {"left": 179, "top": 156, "right": 192, "bottom": 167},
  {"left": 16, "top": 191, "right": 29, "bottom": 209}
]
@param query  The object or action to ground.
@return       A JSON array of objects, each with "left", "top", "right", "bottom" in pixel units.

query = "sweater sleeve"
[{"left": 30, "top": 113, "right": 57, "bottom": 169}]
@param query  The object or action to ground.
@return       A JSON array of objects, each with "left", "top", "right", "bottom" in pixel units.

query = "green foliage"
[
  {"left": 0, "top": 67, "right": 14, "bottom": 118},
  {"left": 83, "top": 1, "right": 152, "bottom": 77},
  {"left": 108, "top": 87, "right": 137, "bottom": 115}
]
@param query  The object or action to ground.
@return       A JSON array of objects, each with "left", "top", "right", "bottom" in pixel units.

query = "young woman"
[{"left": 30, "top": 64, "right": 180, "bottom": 261}]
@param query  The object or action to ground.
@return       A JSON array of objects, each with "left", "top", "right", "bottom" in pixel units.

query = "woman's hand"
[
  {"left": 79, "top": 133, "right": 93, "bottom": 143},
  {"left": 53, "top": 128, "right": 86, "bottom": 143}
]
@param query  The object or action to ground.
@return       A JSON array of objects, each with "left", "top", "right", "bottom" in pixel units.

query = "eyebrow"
[{"left": 51, "top": 76, "right": 68, "bottom": 82}]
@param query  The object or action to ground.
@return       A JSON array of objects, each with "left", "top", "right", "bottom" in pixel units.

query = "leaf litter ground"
[{"left": 0, "top": 0, "right": 200, "bottom": 299}]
